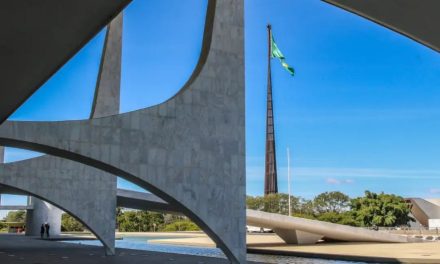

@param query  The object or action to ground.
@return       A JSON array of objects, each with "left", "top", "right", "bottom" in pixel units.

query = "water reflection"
[{"left": 64, "top": 235, "right": 367, "bottom": 264}]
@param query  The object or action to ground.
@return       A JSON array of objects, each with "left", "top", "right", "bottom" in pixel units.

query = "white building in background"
[{"left": 407, "top": 198, "right": 440, "bottom": 230}]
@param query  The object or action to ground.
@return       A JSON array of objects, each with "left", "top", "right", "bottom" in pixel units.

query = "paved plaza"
[{"left": 0, "top": 235, "right": 260, "bottom": 264}]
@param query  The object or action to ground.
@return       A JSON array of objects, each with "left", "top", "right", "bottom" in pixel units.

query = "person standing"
[
  {"left": 45, "top": 223, "right": 50, "bottom": 238},
  {"left": 40, "top": 224, "right": 45, "bottom": 239}
]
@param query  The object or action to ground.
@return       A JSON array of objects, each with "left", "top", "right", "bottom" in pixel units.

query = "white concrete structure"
[
  {"left": 0, "top": 13, "right": 123, "bottom": 255},
  {"left": 247, "top": 210, "right": 409, "bottom": 243},
  {"left": 408, "top": 198, "right": 440, "bottom": 230},
  {"left": 26, "top": 198, "right": 62, "bottom": 237},
  {"left": 0, "top": 1, "right": 246, "bottom": 262}
]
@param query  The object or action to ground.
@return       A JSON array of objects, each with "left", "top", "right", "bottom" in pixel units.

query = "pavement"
[
  {"left": 150, "top": 232, "right": 440, "bottom": 263},
  {"left": 0, "top": 234, "right": 261, "bottom": 264}
]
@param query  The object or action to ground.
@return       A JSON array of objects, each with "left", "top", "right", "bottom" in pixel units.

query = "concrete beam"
[
  {"left": 323, "top": 0, "right": 440, "bottom": 52},
  {"left": 0, "top": 0, "right": 131, "bottom": 123},
  {"left": 116, "top": 189, "right": 181, "bottom": 215},
  {"left": 0, "top": 205, "right": 33, "bottom": 210},
  {"left": 0, "top": 0, "right": 246, "bottom": 262}
]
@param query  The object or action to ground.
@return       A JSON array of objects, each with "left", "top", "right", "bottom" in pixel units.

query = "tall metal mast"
[{"left": 264, "top": 24, "right": 278, "bottom": 195}]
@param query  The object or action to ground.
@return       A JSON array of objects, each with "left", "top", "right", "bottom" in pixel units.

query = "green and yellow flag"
[{"left": 271, "top": 34, "right": 294, "bottom": 76}]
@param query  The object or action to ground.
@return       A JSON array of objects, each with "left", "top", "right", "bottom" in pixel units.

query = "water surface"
[{"left": 64, "top": 235, "right": 369, "bottom": 264}]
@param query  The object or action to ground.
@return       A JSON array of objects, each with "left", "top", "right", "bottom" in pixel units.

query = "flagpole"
[
  {"left": 287, "top": 147, "right": 291, "bottom": 216},
  {"left": 265, "top": 24, "right": 278, "bottom": 195}
]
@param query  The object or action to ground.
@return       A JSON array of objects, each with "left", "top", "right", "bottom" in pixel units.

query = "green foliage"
[
  {"left": 246, "top": 193, "right": 300, "bottom": 215},
  {"left": 162, "top": 220, "right": 200, "bottom": 231},
  {"left": 117, "top": 210, "right": 164, "bottom": 232},
  {"left": 0, "top": 221, "right": 6, "bottom": 231},
  {"left": 4, "top": 210, "right": 26, "bottom": 222},
  {"left": 61, "top": 213, "right": 85, "bottom": 232},
  {"left": 246, "top": 190, "right": 414, "bottom": 228},
  {"left": 350, "top": 191, "right": 414, "bottom": 227},
  {"left": 313, "top": 191, "right": 350, "bottom": 214},
  {"left": 292, "top": 212, "right": 316, "bottom": 220},
  {"left": 116, "top": 210, "right": 201, "bottom": 232},
  {"left": 317, "top": 211, "right": 358, "bottom": 226}
]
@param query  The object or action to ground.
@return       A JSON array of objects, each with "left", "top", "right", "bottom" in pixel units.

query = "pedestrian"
[
  {"left": 45, "top": 223, "right": 50, "bottom": 238},
  {"left": 40, "top": 224, "right": 45, "bottom": 239}
]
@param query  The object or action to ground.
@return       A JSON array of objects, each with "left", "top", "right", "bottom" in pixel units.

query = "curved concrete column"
[
  {"left": 0, "top": 0, "right": 246, "bottom": 262},
  {"left": 25, "top": 198, "right": 62, "bottom": 237},
  {"left": 0, "top": 13, "right": 123, "bottom": 255},
  {"left": 0, "top": 156, "right": 117, "bottom": 254}
]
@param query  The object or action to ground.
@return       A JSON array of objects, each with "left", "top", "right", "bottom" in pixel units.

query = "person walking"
[
  {"left": 40, "top": 224, "right": 45, "bottom": 239},
  {"left": 45, "top": 223, "right": 50, "bottom": 238}
]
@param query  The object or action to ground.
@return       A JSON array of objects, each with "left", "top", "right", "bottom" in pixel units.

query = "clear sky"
[{"left": 2, "top": 0, "right": 440, "bottom": 215}]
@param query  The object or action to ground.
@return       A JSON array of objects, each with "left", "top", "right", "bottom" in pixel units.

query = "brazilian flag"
[{"left": 271, "top": 34, "right": 294, "bottom": 76}]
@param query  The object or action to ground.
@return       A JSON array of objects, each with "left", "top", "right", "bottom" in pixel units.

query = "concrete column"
[
  {"left": 26, "top": 197, "right": 62, "bottom": 237},
  {"left": 0, "top": 146, "right": 4, "bottom": 163}
]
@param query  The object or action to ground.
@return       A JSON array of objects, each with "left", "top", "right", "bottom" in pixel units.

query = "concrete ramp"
[
  {"left": 247, "top": 209, "right": 408, "bottom": 243},
  {"left": 114, "top": 190, "right": 409, "bottom": 244},
  {"left": 116, "top": 189, "right": 181, "bottom": 215}
]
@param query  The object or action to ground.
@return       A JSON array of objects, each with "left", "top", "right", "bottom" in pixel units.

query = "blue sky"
[{"left": 2, "top": 0, "right": 440, "bottom": 214}]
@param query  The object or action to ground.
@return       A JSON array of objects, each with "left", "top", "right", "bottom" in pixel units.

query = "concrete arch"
[
  {"left": 0, "top": 13, "right": 123, "bottom": 255},
  {"left": 0, "top": 155, "right": 117, "bottom": 254},
  {"left": 0, "top": 0, "right": 246, "bottom": 262}
]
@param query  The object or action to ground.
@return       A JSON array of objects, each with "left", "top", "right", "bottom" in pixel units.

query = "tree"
[
  {"left": 4, "top": 210, "right": 26, "bottom": 222},
  {"left": 313, "top": 191, "right": 350, "bottom": 214},
  {"left": 61, "top": 213, "right": 85, "bottom": 232},
  {"left": 350, "top": 191, "right": 414, "bottom": 227},
  {"left": 246, "top": 193, "right": 301, "bottom": 216},
  {"left": 117, "top": 210, "right": 165, "bottom": 232},
  {"left": 162, "top": 220, "right": 200, "bottom": 231},
  {"left": 317, "top": 211, "right": 359, "bottom": 226},
  {"left": 0, "top": 221, "right": 6, "bottom": 231}
]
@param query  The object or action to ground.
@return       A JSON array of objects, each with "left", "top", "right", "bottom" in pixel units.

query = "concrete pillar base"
[{"left": 274, "top": 228, "right": 323, "bottom": 244}]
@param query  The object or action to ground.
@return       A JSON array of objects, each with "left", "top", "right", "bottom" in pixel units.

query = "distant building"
[{"left": 406, "top": 198, "right": 440, "bottom": 230}]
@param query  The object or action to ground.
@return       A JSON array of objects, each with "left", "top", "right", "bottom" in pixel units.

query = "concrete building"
[
  {"left": 0, "top": 1, "right": 246, "bottom": 263},
  {"left": 407, "top": 198, "right": 440, "bottom": 230},
  {"left": 1, "top": 1, "right": 438, "bottom": 263},
  {"left": 0, "top": 13, "right": 123, "bottom": 255}
]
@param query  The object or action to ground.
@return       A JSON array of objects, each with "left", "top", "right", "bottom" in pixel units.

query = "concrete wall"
[{"left": 0, "top": 0, "right": 246, "bottom": 262}]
